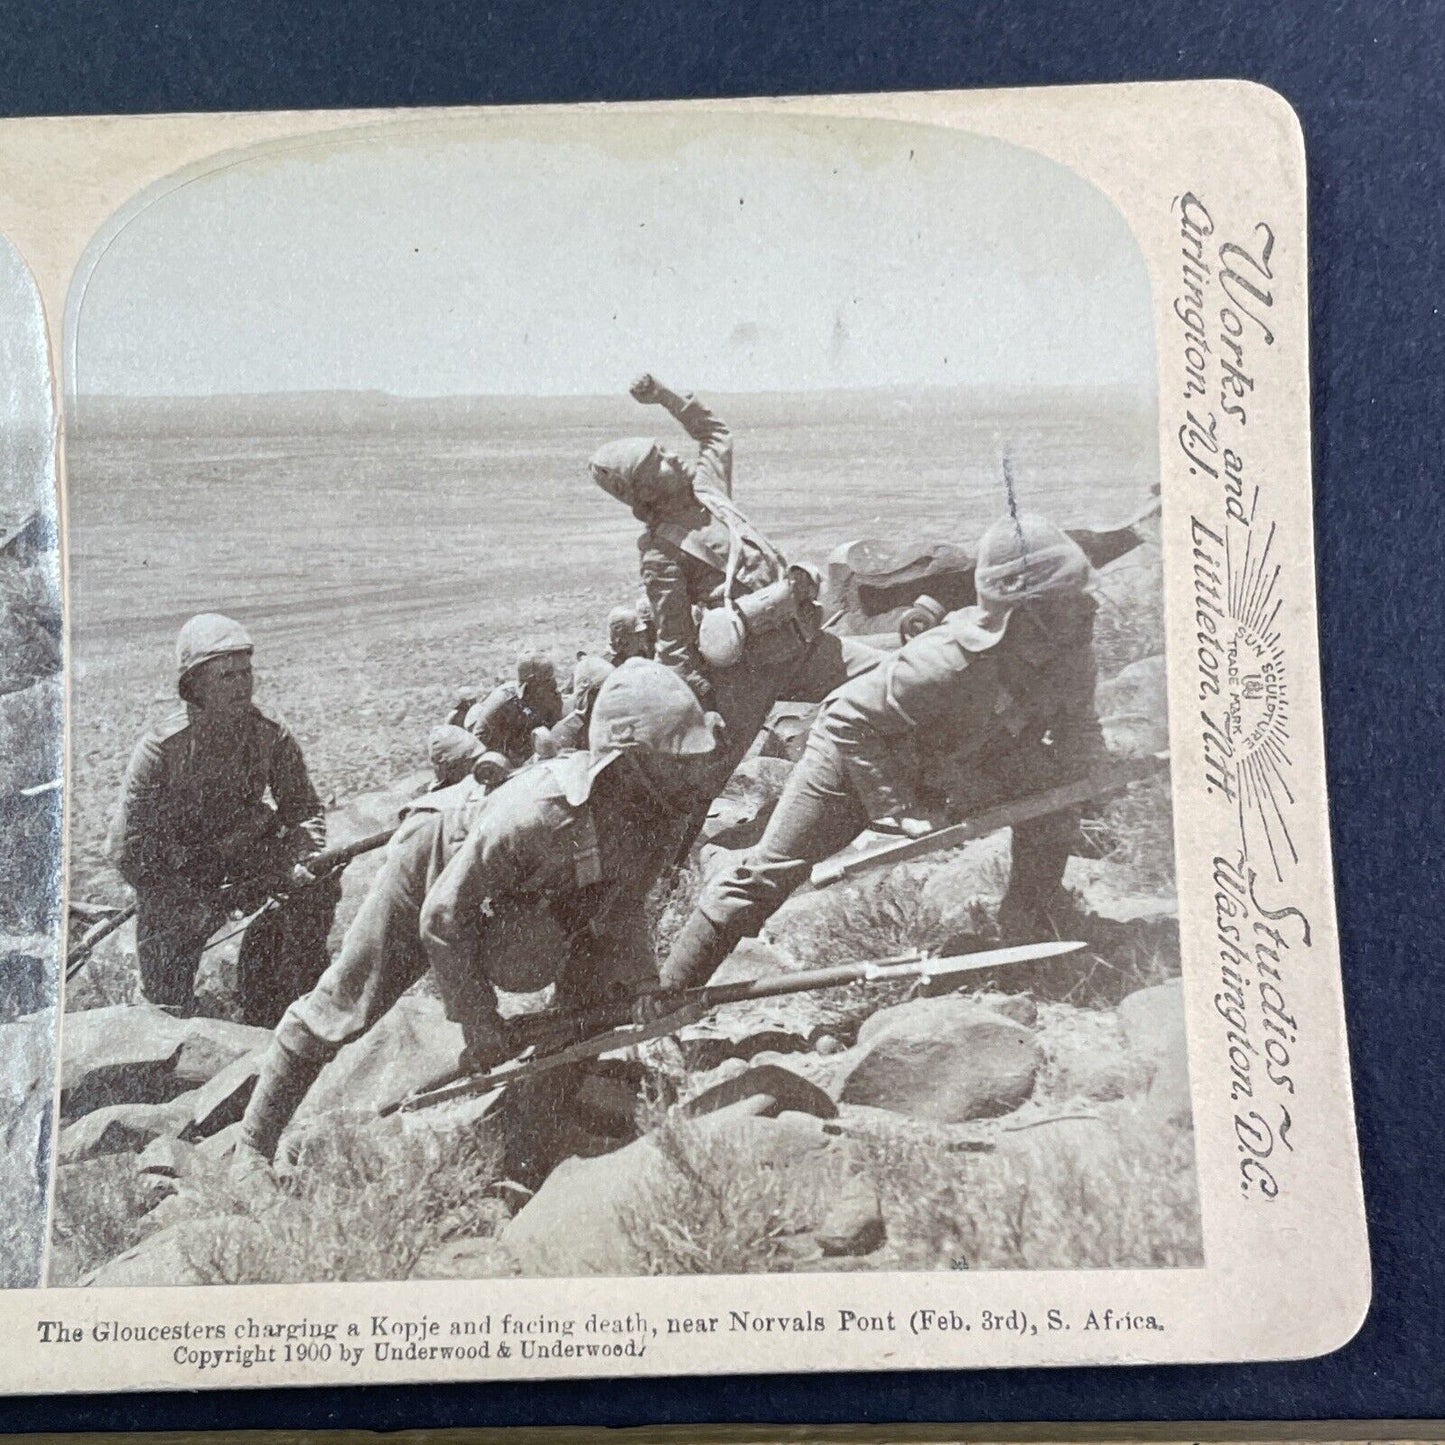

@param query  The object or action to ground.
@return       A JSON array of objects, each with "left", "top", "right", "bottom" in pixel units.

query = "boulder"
[
  {"left": 169, "top": 1017, "right": 272, "bottom": 1091},
  {"left": 1097, "top": 653, "right": 1169, "bottom": 758},
  {"left": 1118, "top": 980, "right": 1188, "bottom": 1073},
  {"left": 57, "top": 1100, "right": 191, "bottom": 1165},
  {"left": 136, "top": 1136, "right": 197, "bottom": 1180},
  {"left": 841, "top": 997, "right": 1042, "bottom": 1123},
  {"left": 80, "top": 1217, "right": 269, "bottom": 1288},
  {"left": 59, "top": 1006, "right": 270, "bottom": 1120},
  {"left": 293, "top": 991, "right": 464, "bottom": 1124},
  {"left": 815, "top": 1172, "right": 886, "bottom": 1256}
]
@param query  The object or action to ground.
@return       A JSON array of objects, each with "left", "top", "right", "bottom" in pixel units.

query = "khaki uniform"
[
  {"left": 463, "top": 681, "right": 562, "bottom": 766},
  {"left": 107, "top": 703, "right": 335, "bottom": 1016},
  {"left": 635, "top": 391, "right": 880, "bottom": 766},
  {"left": 275, "top": 776, "right": 490, "bottom": 1062},
  {"left": 419, "top": 752, "right": 686, "bottom": 1050},
  {"left": 688, "top": 597, "right": 1104, "bottom": 960}
]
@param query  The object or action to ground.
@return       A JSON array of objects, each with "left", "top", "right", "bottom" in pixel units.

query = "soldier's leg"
[
  {"left": 238, "top": 826, "right": 432, "bottom": 1165},
  {"left": 660, "top": 735, "right": 869, "bottom": 988},
  {"left": 235, "top": 873, "right": 343, "bottom": 1029},
  {"left": 133, "top": 886, "right": 222, "bottom": 1014},
  {"left": 997, "top": 809, "right": 1079, "bottom": 943}
]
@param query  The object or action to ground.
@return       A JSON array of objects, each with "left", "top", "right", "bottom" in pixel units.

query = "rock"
[
  {"left": 679, "top": 1062, "right": 838, "bottom": 1122},
  {"left": 57, "top": 1100, "right": 191, "bottom": 1165},
  {"left": 502, "top": 1103, "right": 855, "bottom": 1276},
  {"left": 294, "top": 992, "right": 464, "bottom": 1124},
  {"left": 813, "top": 1033, "right": 843, "bottom": 1055},
  {"left": 169, "top": 1018, "right": 272, "bottom": 1091},
  {"left": 59, "top": 1006, "right": 270, "bottom": 1121},
  {"left": 699, "top": 757, "right": 794, "bottom": 852},
  {"left": 1117, "top": 980, "right": 1187, "bottom": 1074},
  {"left": 815, "top": 1172, "right": 885, "bottom": 1256},
  {"left": 59, "top": 1005, "right": 186, "bottom": 1119},
  {"left": 841, "top": 997, "right": 1042, "bottom": 1123},
  {"left": 1097, "top": 654, "right": 1168, "bottom": 758},
  {"left": 80, "top": 1217, "right": 270, "bottom": 1288},
  {"left": 989, "top": 994, "right": 1039, "bottom": 1028},
  {"left": 195, "top": 1122, "right": 242, "bottom": 1162},
  {"left": 1141, "top": 1051, "right": 1193, "bottom": 1129},
  {"left": 675, "top": 1017, "right": 813, "bottom": 1071},
  {"left": 136, "top": 1136, "right": 196, "bottom": 1180},
  {"left": 179, "top": 1049, "right": 266, "bottom": 1140}
]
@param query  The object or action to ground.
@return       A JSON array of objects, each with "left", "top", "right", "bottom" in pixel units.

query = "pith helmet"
[
  {"left": 176, "top": 613, "right": 253, "bottom": 682},
  {"left": 516, "top": 647, "right": 557, "bottom": 688},
  {"left": 570, "top": 654, "right": 615, "bottom": 700},
  {"left": 606, "top": 605, "right": 649, "bottom": 650},
  {"left": 974, "top": 512, "right": 1092, "bottom": 612},
  {"left": 565, "top": 658, "right": 720, "bottom": 804},
  {"left": 589, "top": 437, "right": 662, "bottom": 507}
]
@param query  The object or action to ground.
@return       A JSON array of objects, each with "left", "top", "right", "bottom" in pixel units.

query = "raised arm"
[{"left": 630, "top": 373, "right": 733, "bottom": 497}]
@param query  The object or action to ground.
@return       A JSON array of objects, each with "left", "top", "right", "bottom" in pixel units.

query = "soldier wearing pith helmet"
[{"left": 106, "top": 613, "right": 338, "bottom": 1021}]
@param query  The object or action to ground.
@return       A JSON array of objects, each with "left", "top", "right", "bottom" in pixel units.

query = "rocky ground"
[{"left": 45, "top": 808, "right": 1198, "bottom": 1286}]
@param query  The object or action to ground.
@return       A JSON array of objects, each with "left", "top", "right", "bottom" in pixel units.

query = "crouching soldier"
[
  {"left": 654, "top": 513, "right": 1106, "bottom": 994},
  {"left": 589, "top": 373, "right": 879, "bottom": 775},
  {"left": 233, "top": 658, "right": 722, "bottom": 1178},
  {"left": 605, "top": 602, "right": 654, "bottom": 665},
  {"left": 106, "top": 614, "right": 338, "bottom": 1021},
  {"left": 420, "top": 657, "right": 723, "bottom": 1073},
  {"left": 540, "top": 655, "right": 614, "bottom": 755},
  {"left": 459, "top": 647, "right": 564, "bottom": 767}
]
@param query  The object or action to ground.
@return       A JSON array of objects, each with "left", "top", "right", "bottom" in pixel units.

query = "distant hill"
[{"left": 68, "top": 384, "right": 1154, "bottom": 441}]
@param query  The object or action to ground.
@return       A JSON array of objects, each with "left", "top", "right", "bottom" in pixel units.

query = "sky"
[{"left": 64, "top": 110, "right": 1156, "bottom": 398}]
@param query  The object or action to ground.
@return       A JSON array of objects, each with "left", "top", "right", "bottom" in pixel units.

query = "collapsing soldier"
[
  {"left": 106, "top": 614, "right": 339, "bottom": 1024},
  {"left": 588, "top": 373, "right": 880, "bottom": 778},
  {"left": 234, "top": 657, "right": 723, "bottom": 1180},
  {"left": 653, "top": 513, "right": 1106, "bottom": 996}
]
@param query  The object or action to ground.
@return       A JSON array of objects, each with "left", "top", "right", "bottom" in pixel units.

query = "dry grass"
[
  {"left": 174, "top": 1120, "right": 507, "bottom": 1284},
  {"left": 49, "top": 1154, "right": 161, "bottom": 1283},
  {"left": 860, "top": 1119, "right": 1201, "bottom": 1270},
  {"left": 619, "top": 1113, "right": 854, "bottom": 1275}
]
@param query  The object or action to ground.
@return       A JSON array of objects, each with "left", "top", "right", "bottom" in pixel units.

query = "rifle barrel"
[{"left": 811, "top": 754, "right": 1168, "bottom": 888}]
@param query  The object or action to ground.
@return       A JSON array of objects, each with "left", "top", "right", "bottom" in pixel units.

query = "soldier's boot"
[
  {"left": 231, "top": 1041, "right": 326, "bottom": 1186},
  {"left": 657, "top": 911, "right": 740, "bottom": 993}
]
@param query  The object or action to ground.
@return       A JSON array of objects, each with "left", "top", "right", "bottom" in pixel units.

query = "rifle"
[
  {"left": 64, "top": 825, "right": 398, "bottom": 982},
  {"left": 809, "top": 753, "right": 1169, "bottom": 890},
  {"left": 384, "top": 937, "right": 1085, "bottom": 1116}
]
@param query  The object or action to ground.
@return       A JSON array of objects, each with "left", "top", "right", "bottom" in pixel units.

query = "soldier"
[
  {"left": 106, "top": 614, "right": 338, "bottom": 1020},
  {"left": 605, "top": 603, "right": 653, "bottom": 665},
  {"left": 589, "top": 373, "right": 879, "bottom": 774},
  {"left": 420, "top": 657, "right": 724, "bottom": 1071},
  {"left": 653, "top": 513, "right": 1106, "bottom": 995},
  {"left": 543, "top": 655, "right": 614, "bottom": 754},
  {"left": 462, "top": 647, "right": 564, "bottom": 766},
  {"left": 233, "top": 658, "right": 721, "bottom": 1177}
]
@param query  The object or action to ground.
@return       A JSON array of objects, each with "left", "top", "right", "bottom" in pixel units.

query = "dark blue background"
[{"left": 3, "top": 0, "right": 1442, "bottom": 1429}]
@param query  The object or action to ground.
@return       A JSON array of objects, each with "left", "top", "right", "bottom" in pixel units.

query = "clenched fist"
[{"left": 629, "top": 373, "right": 664, "bottom": 404}]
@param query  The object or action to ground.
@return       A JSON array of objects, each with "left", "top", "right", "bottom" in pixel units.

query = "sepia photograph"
[
  {"left": 0, "top": 86, "right": 1369, "bottom": 1387},
  {"left": 50, "top": 109, "right": 1194, "bottom": 1288}
]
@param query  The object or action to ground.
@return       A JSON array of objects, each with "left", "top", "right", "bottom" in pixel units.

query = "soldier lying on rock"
[
  {"left": 589, "top": 373, "right": 880, "bottom": 776},
  {"left": 233, "top": 658, "right": 723, "bottom": 1181},
  {"left": 651, "top": 513, "right": 1107, "bottom": 999},
  {"left": 106, "top": 614, "right": 339, "bottom": 1022}
]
